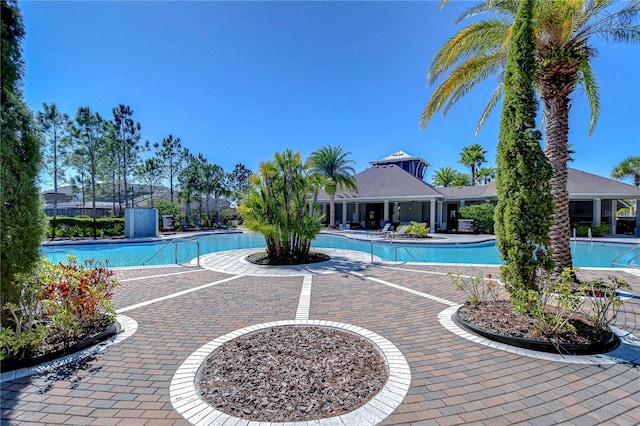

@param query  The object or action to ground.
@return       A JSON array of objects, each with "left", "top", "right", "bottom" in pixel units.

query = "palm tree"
[
  {"left": 420, "top": 0, "right": 640, "bottom": 274},
  {"left": 452, "top": 172, "right": 471, "bottom": 187},
  {"left": 612, "top": 155, "right": 640, "bottom": 187},
  {"left": 432, "top": 166, "right": 457, "bottom": 187},
  {"left": 459, "top": 143, "right": 487, "bottom": 186},
  {"left": 308, "top": 145, "right": 358, "bottom": 228},
  {"left": 476, "top": 166, "right": 496, "bottom": 185}
]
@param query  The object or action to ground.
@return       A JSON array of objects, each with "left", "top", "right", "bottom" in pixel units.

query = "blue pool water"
[{"left": 40, "top": 232, "right": 640, "bottom": 268}]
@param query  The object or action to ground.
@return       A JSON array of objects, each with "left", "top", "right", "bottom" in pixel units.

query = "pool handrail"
[
  {"left": 143, "top": 237, "right": 201, "bottom": 266},
  {"left": 370, "top": 239, "right": 418, "bottom": 262},
  {"left": 611, "top": 243, "right": 640, "bottom": 268}
]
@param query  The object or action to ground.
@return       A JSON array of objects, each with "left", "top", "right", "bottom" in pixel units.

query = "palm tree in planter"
[
  {"left": 421, "top": 0, "right": 640, "bottom": 275},
  {"left": 309, "top": 145, "right": 357, "bottom": 228},
  {"left": 239, "top": 149, "right": 323, "bottom": 263},
  {"left": 611, "top": 155, "right": 640, "bottom": 187}
]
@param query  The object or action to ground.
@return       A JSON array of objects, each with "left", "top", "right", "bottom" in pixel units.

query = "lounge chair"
[{"left": 389, "top": 225, "right": 409, "bottom": 239}]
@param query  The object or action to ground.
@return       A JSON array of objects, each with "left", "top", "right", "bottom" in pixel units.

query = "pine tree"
[
  {"left": 0, "top": 1, "right": 45, "bottom": 311},
  {"left": 494, "top": 0, "right": 553, "bottom": 293}
]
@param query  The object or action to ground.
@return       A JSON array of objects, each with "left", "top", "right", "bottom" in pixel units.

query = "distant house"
[
  {"left": 42, "top": 183, "right": 170, "bottom": 217},
  {"left": 316, "top": 151, "right": 640, "bottom": 235}
]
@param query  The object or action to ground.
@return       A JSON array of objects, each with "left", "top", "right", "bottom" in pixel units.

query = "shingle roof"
[
  {"left": 438, "top": 168, "right": 640, "bottom": 199},
  {"left": 566, "top": 168, "right": 640, "bottom": 197},
  {"left": 317, "top": 164, "right": 443, "bottom": 202},
  {"left": 316, "top": 166, "right": 640, "bottom": 202}
]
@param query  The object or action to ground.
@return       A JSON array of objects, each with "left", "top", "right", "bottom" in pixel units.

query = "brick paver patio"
[{"left": 2, "top": 248, "right": 639, "bottom": 425}]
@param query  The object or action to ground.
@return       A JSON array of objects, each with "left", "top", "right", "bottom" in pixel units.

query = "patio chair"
[{"left": 389, "top": 225, "right": 409, "bottom": 239}]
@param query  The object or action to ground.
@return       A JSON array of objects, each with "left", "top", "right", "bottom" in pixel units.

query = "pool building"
[{"left": 316, "top": 151, "right": 640, "bottom": 235}]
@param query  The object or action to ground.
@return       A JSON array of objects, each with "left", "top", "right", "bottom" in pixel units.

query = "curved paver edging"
[
  {"left": 439, "top": 305, "right": 640, "bottom": 365},
  {"left": 170, "top": 320, "right": 411, "bottom": 425},
  {"left": 0, "top": 314, "right": 138, "bottom": 383},
  {"left": 452, "top": 308, "right": 619, "bottom": 355},
  {"left": 196, "top": 248, "right": 380, "bottom": 276}
]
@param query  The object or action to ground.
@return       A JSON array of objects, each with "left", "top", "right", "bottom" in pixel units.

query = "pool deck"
[{"left": 2, "top": 249, "right": 640, "bottom": 425}]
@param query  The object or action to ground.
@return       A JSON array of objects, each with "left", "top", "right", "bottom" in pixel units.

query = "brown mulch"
[
  {"left": 198, "top": 326, "right": 388, "bottom": 422},
  {"left": 458, "top": 300, "right": 610, "bottom": 345},
  {"left": 246, "top": 252, "right": 330, "bottom": 266}
]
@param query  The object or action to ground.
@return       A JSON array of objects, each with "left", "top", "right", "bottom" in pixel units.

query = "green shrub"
[
  {"left": 459, "top": 203, "right": 496, "bottom": 233},
  {"left": 154, "top": 200, "right": 182, "bottom": 231},
  {"left": 405, "top": 221, "right": 429, "bottom": 237},
  {"left": 574, "top": 224, "right": 609, "bottom": 237},
  {"left": 46, "top": 216, "right": 125, "bottom": 238}
]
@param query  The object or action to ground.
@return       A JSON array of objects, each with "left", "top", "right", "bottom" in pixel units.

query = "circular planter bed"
[
  {"left": 454, "top": 303, "right": 618, "bottom": 355},
  {"left": 1, "top": 320, "right": 121, "bottom": 372},
  {"left": 246, "top": 251, "right": 330, "bottom": 266},
  {"left": 197, "top": 325, "right": 388, "bottom": 422}
]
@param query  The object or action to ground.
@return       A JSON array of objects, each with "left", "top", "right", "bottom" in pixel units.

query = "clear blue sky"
[{"left": 21, "top": 1, "right": 640, "bottom": 189}]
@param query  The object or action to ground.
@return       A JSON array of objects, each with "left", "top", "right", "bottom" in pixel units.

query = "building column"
[
  {"left": 460, "top": 200, "right": 466, "bottom": 208},
  {"left": 393, "top": 202, "right": 399, "bottom": 222},
  {"left": 610, "top": 200, "right": 617, "bottom": 235},
  {"left": 437, "top": 201, "right": 444, "bottom": 231},
  {"left": 323, "top": 203, "right": 328, "bottom": 223},
  {"left": 355, "top": 203, "right": 360, "bottom": 223},
  {"left": 593, "top": 198, "right": 601, "bottom": 226},
  {"left": 429, "top": 200, "right": 436, "bottom": 232},
  {"left": 383, "top": 200, "right": 390, "bottom": 222},
  {"left": 342, "top": 201, "right": 348, "bottom": 226}
]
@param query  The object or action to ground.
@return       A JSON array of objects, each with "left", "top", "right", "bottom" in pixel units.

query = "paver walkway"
[{"left": 2, "top": 248, "right": 639, "bottom": 425}]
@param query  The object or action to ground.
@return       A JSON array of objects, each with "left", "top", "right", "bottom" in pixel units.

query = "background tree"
[
  {"left": 239, "top": 149, "right": 323, "bottom": 260},
  {"left": 112, "top": 104, "right": 145, "bottom": 208},
  {"left": 72, "top": 106, "right": 109, "bottom": 239},
  {"left": 227, "top": 163, "right": 253, "bottom": 208},
  {"left": 178, "top": 152, "right": 203, "bottom": 227},
  {"left": 200, "top": 162, "right": 227, "bottom": 226},
  {"left": 68, "top": 150, "right": 91, "bottom": 216},
  {"left": 308, "top": 145, "right": 357, "bottom": 227},
  {"left": 476, "top": 166, "right": 496, "bottom": 185},
  {"left": 153, "top": 134, "right": 187, "bottom": 203},
  {"left": 451, "top": 172, "right": 471, "bottom": 187},
  {"left": 0, "top": 0, "right": 46, "bottom": 312},
  {"left": 431, "top": 166, "right": 457, "bottom": 187},
  {"left": 135, "top": 158, "right": 163, "bottom": 207},
  {"left": 611, "top": 155, "right": 640, "bottom": 187},
  {"left": 494, "top": 0, "right": 553, "bottom": 293},
  {"left": 36, "top": 102, "right": 72, "bottom": 232},
  {"left": 458, "top": 143, "right": 487, "bottom": 186},
  {"left": 421, "top": 0, "right": 640, "bottom": 275}
]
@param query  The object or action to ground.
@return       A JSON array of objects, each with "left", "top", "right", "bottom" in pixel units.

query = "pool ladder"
[{"left": 143, "top": 238, "right": 201, "bottom": 266}]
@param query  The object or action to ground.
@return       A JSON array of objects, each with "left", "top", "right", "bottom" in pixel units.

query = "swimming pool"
[{"left": 40, "top": 232, "right": 640, "bottom": 269}]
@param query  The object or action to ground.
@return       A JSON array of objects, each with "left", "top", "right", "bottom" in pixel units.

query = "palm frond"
[
  {"left": 428, "top": 19, "right": 510, "bottom": 85},
  {"left": 579, "top": 61, "right": 601, "bottom": 136},
  {"left": 475, "top": 83, "right": 504, "bottom": 137}
]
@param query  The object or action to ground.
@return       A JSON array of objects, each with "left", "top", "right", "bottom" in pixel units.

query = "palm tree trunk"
[
  {"left": 541, "top": 82, "right": 575, "bottom": 276},
  {"left": 329, "top": 194, "right": 336, "bottom": 228}
]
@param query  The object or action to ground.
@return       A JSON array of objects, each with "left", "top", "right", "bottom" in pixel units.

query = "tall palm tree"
[
  {"left": 421, "top": 0, "right": 640, "bottom": 274},
  {"left": 459, "top": 143, "right": 487, "bottom": 186},
  {"left": 309, "top": 145, "right": 358, "bottom": 228},
  {"left": 612, "top": 155, "right": 640, "bottom": 187},
  {"left": 432, "top": 166, "right": 457, "bottom": 187}
]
